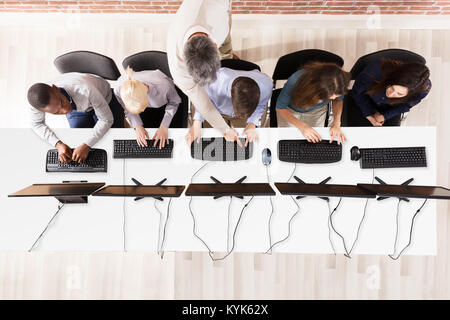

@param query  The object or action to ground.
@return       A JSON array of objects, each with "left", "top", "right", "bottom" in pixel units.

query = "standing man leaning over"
[{"left": 167, "top": 0, "right": 242, "bottom": 146}]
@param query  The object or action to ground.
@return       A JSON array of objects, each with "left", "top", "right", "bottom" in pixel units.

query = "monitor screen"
[
  {"left": 185, "top": 183, "right": 275, "bottom": 197},
  {"left": 8, "top": 183, "right": 105, "bottom": 197},
  {"left": 92, "top": 185, "right": 185, "bottom": 197},
  {"left": 357, "top": 184, "right": 450, "bottom": 200},
  {"left": 275, "top": 183, "right": 377, "bottom": 198}
]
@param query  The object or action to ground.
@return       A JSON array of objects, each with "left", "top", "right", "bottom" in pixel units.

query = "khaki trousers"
[
  {"left": 277, "top": 105, "right": 328, "bottom": 128},
  {"left": 219, "top": 11, "right": 234, "bottom": 60}
]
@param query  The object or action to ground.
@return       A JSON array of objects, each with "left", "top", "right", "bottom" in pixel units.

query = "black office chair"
[
  {"left": 54, "top": 51, "right": 121, "bottom": 80},
  {"left": 345, "top": 49, "right": 426, "bottom": 127},
  {"left": 220, "top": 59, "right": 261, "bottom": 71},
  {"left": 270, "top": 49, "right": 344, "bottom": 127},
  {"left": 121, "top": 51, "right": 188, "bottom": 128}
]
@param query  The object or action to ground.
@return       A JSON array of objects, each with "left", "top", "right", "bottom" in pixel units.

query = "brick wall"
[{"left": 1, "top": 0, "right": 449, "bottom": 15}]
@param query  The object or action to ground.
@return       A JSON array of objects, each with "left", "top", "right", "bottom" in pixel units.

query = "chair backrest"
[
  {"left": 350, "top": 49, "right": 426, "bottom": 79},
  {"left": 220, "top": 59, "right": 261, "bottom": 72},
  {"left": 272, "top": 49, "right": 344, "bottom": 82},
  {"left": 122, "top": 51, "right": 172, "bottom": 79},
  {"left": 54, "top": 51, "right": 121, "bottom": 80},
  {"left": 122, "top": 50, "right": 189, "bottom": 128}
]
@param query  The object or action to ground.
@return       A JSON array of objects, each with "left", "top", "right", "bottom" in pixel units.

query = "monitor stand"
[
  {"left": 293, "top": 176, "right": 332, "bottom": 201},
  {"left": 374, "top": 176, "right": 413, "bottom": 202},
  {"left": 131, "top": 178, "right": 167, "bottom": 202},
  {"left": 210, "top": 175, "right": 247, "bottom": 200},
  {"left": 56, "top": 180, "right": 89, "bottom": 204}
]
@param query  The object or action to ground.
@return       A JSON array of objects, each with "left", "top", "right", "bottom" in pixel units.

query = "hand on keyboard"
[
  {"left": 224, "top": 127, "right": 243, "bottom": 147},
  {"left": 152, "top": 125, "right": 169, "bottom": 149},
  {"left": 56, "top": 141, "right": 73, "bottom": 163},
  {"left": 329, "top": 124, "right": 346, "bottom": 145},
  {"left": 298, "top": 123, "right": 322, "bottom": 143},
  {"left": 136, "top": 125, "right": 150, "bottom": 147},
  {"left": 243, "top": 123, "right": 258, "bottom": 147},
  {"left": 72, "top": 144, "right": 90, "bottom": 163},
  {"left": 185, "top": 120, "right": 202, "bottom": 146}
]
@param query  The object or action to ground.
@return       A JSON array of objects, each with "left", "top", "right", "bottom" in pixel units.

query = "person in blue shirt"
[
  {"left": 349, "top": 59, "right": 431, "bottom": 127},
  {"left": 186, "top": 67, "right": 273, "bottom": 147},
  {"left": 276, "top": 62, "right": 350, "bottom": 144}
]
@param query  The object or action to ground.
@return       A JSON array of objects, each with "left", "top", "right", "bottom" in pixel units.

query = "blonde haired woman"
[{"left": 114, "top": 67, "right": 181, "bottom": 148}]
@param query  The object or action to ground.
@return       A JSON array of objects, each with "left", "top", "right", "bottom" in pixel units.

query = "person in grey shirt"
[
  {"left": 114, "top": 67, "right": 181, "bottom": 148},
  {"left": 27, "top": 72, "right": 124, "bottom": 163}
]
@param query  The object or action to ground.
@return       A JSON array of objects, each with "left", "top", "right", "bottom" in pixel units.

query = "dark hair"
[
  {"left": 368, "top": 59, "right": 430, "bottom": 105},
  {"left": 231, "top": 77, "right": 260, "bottom": 119},
  {"left": 291, "top": 62, "right": 351, "bottom": 109},
  {"left": 183, "top": 35, "right": 220, "bottom": 86},
  {"left": 27, "top": 83, "right": 53, "bottom": 109}
]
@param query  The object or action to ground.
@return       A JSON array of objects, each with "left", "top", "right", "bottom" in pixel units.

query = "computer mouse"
[
  {"left": 350, "top": 146, "right": 361, "bottom": 161},
  {"left": 262, "top": 148, "right": 272, "bottom": 166}
]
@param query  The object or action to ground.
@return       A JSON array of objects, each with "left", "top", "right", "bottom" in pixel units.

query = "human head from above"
[
  {"left": 27, "top": 83, "right": 73, "bottom": 114},
  {"left": 368, "top": 59, "right": 431, "bottom": 104},
  {"left": 184, "top": 33, "right": 220, "bottom": 87},
  {"left": 291, "top": 61, "right": 351, "bottom": 109},
  {"left": 120, "top": 66, "right": 149, "bottom": 115},
  {"left": 231, "top": 77, "right": 260, "bottom": 120}
]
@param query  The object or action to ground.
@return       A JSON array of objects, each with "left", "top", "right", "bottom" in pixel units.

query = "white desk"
[{"left": 0, "top": 127, "right": 437, "bottom": 255}]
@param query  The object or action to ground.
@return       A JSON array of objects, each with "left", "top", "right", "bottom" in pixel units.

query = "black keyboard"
[
  {"left": 46, "top": 148, "right": 107, "bottom": 172},
  {"left": 360, "top": 147, "right": 427, "bottom": 169},
  {"left": 191, "top": 138, "right": 253, "bottom": 161},
  {"left": 113, "top": 139, "right": 173, "bottom": 159},
  {"left": 278, "top": 140, "right": 342, "bottom": 164}
]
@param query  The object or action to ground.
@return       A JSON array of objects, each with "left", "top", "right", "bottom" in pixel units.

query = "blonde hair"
[{"left": 120, "top": 67, "right": 149, "bottom": 114}]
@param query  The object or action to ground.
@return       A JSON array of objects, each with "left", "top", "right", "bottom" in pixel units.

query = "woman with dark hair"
[
  {"left": 276, "top": 62, "right": 351, "bottom": 144},
  {"left": 349, "top": 59, "right": 431, "bottom": 126}
]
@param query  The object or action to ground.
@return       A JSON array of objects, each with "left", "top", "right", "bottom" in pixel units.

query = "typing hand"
[
  {"left": 373, "top": 112, "right": 385, "bottom": 125},
  {"left": 298, "top": 124, "right": 322, "bottom": 143},
  {"left": 56, "top": 141, "right": 73, "bottom": 163},
  {"left": 329, "top": 124, "right": 346, "bottom": 145},
  {"left": 135, "top": 125, "right": 150, "bottom": 147},
  {"left": 242, "top": 123, "right": 258, "bottom": 147},
  {"left": 185, "top": 120, "right": 202, "bottom": 146},
  {"left": 366, "top": 115, "right": 383, "bottom": 127},
  {"left": 72, "top": 144, "right": 90, "bottom": 163},
  {"left": 153, "top": 125, "right": 169, "bottom": 149},
  {"left": 224, "top": 127, "right": 243, "bottom": 147}
]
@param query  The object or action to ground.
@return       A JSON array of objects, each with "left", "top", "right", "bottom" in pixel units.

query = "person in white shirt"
[
  {"left": 187, "top": 67, "right": 273, "bottom": 147},
  {"left": 27, "top": 72, "right": 124, "bottom": 163},
  {"left": 114, "top": 67, "right": 182, "bottom": 148},
  {"left": 167, "top": 0, "right": 242, "bottom": 146}
]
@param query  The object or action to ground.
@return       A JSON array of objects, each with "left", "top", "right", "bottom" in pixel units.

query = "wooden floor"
[{"left": 0, "top": 14, "right": 449, "bottom": 299}]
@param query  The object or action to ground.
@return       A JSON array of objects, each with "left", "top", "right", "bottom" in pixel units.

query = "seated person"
[
  {"left": 27, "top": 72, "right": 124, "bottom": 163},
  {"left": 276, "top": 62, "right": 350, "bottom": 144},
  {"left": 186, "top": 67, "right": 273, "bottom": 147},
  {"left": 349, "top": 59, "right": 431, "bottom": 127},
  {"left": 114, "top": 67, "right": 182, "bottom": 148}
]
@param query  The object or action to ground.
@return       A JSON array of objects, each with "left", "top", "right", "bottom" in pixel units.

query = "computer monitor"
[
  {"left": 92, "top": 185, "right": 185, "bottom": 197},
  {"left": 357, "top": 184, "right": 450, "bottom": 200},
  {"left": 185, "top": 183, "right": 275, "bottom": 197},
  {"left": 8, "top": 182, "right": 105, "bottom": 204},
  {"left": 275, "top": 183, "right": 377, "bottom": 199}
]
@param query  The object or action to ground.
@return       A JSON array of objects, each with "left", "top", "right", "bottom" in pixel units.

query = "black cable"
[
  {"left": 29, "top": 202, "right": 65, "bottom": 252},
  {"left": 264, "top": 163, "right": 300, "bottom": 254},
  {"left": 327, "top": 207, "right": 337, "bottom": 255},
  {"left": 158, "top": 197, "right": 173, "bottom": 259},
  {"left": 328, "top": 198, "right": 351, "bottom": 257},
  {"left": 389, "top": 199, "right": 428, "bottom": 260},
  {"left": 348, "top": 168, "right": 376, "bottom": 256},
  {"left": 265, "top": 165, "right": 275, "bottom": 255},
  {"left": 226, "top": 196, "right": 232, "bottom": 252},
  {"left": 264, "top": 196, "right": 300, "bottom": 254},
  {"left": 154, "top": 199, "right": 164, "bottom": 255},
  {"left": 389, "top": 199, "right": 402, "bottom": 259}
]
